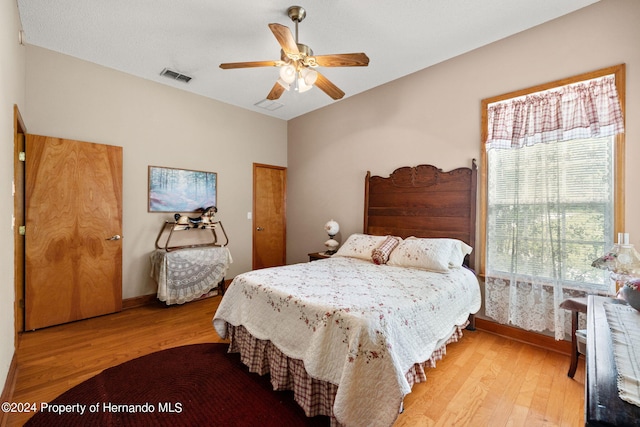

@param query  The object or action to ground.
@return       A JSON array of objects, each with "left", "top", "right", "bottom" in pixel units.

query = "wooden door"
[
  {"left": 13, "top": 106, "right": 26, "bottom": 338},
  {"left": 253, "top": 163, "right": 286, "bottom": 270},
  {"left": 25, "top": 135, "right": 123, "bottom": 330}
]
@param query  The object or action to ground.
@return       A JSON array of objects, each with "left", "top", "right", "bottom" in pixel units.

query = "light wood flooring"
[{"left": 5, "top": 296, "right": 585, "bottom": 427}]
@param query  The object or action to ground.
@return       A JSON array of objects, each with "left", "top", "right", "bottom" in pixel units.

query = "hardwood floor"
[
  {"left": 5, "top": 296, "right": 585, "bottom": 427},
  {"left": 6, "top": 297, "right": 226, "bottom": 427},
  {"left": 395, "top": 328, "right": 585, "bottom": 427}
]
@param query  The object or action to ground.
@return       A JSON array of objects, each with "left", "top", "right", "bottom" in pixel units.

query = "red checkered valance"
[{"left": 486, "top": 75, "right": 624, "bottom": 150}]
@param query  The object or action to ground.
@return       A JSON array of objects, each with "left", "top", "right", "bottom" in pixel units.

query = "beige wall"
[
  {"left": 287, "top": 0, "right": 640, "bottom": 265},
  {"left": 0, "top": 0, "right": 26, "bottom": 396},
  {"left": 23, "top": 46, "right": 288, "bottom": 299}
]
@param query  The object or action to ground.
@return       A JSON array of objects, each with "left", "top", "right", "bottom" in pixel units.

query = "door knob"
[
  {"left": 106, "top": 235, "right": 122, "bottom": 240},
  {"left": 256, "top": 227, "right": 264, "bottom": 231}
]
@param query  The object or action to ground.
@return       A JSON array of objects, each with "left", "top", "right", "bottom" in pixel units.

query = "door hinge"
[
  {"left": 19, "top": 225, "right": 26, "bottom": 235},
  {"left": 19, "top": 151, "right": 25, "bottom": 162},
  {"left": 20, "top": 299, "right": 25, "bottom": 309}
]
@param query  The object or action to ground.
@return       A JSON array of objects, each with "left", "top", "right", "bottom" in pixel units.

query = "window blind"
[{"left": 487, "top": 136, "right": 614, "bottom": 290}]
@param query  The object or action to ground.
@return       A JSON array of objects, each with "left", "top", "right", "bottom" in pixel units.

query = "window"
[
  {"left": 480, "top": 65, "right": 625, "bottom": 339},
  {"left": 487, "top": 136, "right": 615, "bottom": 290}
]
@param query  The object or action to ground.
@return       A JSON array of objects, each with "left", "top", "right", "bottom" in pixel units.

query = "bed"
[{"left": 213, "top": 160, "right": 480, "bottom": 427}]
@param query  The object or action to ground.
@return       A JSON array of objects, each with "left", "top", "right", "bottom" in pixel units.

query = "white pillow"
[
  {"left": 334, "top": 233, "right": 388, "bottom": 261},
  {"left": 448, "top": 239, "right": 473, "bottom": 267},
  {"left": 388, "top": 237, "right": 471, "bottom": 272}
]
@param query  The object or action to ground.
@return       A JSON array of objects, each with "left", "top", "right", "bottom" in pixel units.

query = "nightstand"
[{"left": 308, "top": 251, "right": 332, "bottom": 261}]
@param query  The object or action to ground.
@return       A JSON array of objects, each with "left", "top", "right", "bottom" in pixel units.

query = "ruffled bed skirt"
[{"left": 226, "top": 322, "right": 468, "bottom": 426}]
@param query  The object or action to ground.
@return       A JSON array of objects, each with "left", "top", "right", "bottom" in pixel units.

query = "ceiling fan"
[{"left": 219, "top": 5, "right": 369, "bottom": 101}]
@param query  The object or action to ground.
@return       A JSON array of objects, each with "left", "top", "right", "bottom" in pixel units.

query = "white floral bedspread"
[{"left": 213, "top": 257, "right": 480, "bottom": 427}]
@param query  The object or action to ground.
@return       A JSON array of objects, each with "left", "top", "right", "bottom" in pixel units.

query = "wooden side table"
[
  {"left": 308, "top": 251, "right": 332, "bottom": 261},
  {"left": 559, "top": 296, "right": 588, "bottom": 378}
]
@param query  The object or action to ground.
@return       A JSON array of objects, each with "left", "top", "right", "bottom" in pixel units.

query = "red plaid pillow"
[{"left": 371, "top": 236, "right": 400, "bottom": 265}]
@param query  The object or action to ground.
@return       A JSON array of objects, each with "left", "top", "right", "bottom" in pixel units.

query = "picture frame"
[{"left": 148, "top": 166, "right": 217, "bottom": 213}]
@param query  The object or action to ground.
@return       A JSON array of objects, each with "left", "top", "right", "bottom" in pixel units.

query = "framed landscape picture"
[{"left": 148, "top": 166, "right": 217, "bottom": 213}]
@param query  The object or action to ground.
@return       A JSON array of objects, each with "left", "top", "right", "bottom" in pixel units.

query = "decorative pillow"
[
  {"left": 334, "top": 234, "right": 388, "bottom": 261},
  {"left": 388, "top": 237, "right": 459, "bottom": 272},
  {"left": 371, "top": 236, "right": 401, "bottom": 265}
]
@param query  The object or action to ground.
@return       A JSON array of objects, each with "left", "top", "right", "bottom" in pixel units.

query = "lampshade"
[
  {"left": 592, "top": 232, "right": 640, "bottom": 294},
  {"left": 615, "top": 244, "right": 640, "bottom": 275},
  {"left": 300, "top": 67, "right": 318, "bottom": 85},
  {"left": 296, "top": 77, "right": 313, "bottom": 93},
  {"left": 324, "top": 219, "right": 339, "bottom": 236},
  {"left": 279, "top": 64, "right": 296, "bottom": 84},
  {"left": 592, "top": 233, "right": 640, "bottom": 275}
]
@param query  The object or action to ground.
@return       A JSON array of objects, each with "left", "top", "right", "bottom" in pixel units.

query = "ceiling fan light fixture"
[
  {"left": 296, "top": 76, "right": 313, "bottom": 93},
  {"left": 219, "top": 5, "right": 368, "bottom": 102},
  {"left": 300, "top": 67, "right": 317, "bottom": 86},
  {"left": 279, "top": 64, "right": 296, "bottom": 83}
]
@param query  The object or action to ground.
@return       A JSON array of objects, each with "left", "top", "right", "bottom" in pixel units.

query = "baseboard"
[
  {"left": 0, "top": 352, "right": 18, "bottom": 427},
  {"left": 122, "top": 279, "right": 232, "bottom": 310},
  {"left": 122, "top": 293, "right": 157, "bottom": 309},
  {"left": 475, "top": 318, "right": 571, "bottom": 356}
]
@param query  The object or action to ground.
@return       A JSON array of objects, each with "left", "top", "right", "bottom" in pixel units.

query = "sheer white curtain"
[{"left": 484, "top": 75, "right": 624, "bottom": 340}]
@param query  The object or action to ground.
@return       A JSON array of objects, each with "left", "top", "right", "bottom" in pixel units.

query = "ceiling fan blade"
[
  {"left": 266, "top": 82, "right": 286, "bottom": 100},
  {"left": 219, "top": 60, "right": 279, "bottom": 69},
  {"left": 268, "top": 23, "right": 299, "bottom": 55},
  {"left": 315, "top": 72, "right": 345, "bottom": 100},
  {"left": 313, "top": 53, "right": 370, "bottom": 67}
]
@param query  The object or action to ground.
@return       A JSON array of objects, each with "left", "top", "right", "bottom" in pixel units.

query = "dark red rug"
[{"left": 25, "top": 343, "right": 329, "bottom": 426}]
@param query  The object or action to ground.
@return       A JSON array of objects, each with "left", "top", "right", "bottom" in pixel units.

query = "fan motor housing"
[
  {"left": 296, "top": 43, "right": 313, "bottom": 57},
  {"left": 280, "top": 43, "right": 314, "bottom": 65}
]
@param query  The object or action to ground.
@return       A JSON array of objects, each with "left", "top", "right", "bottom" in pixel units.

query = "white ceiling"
[{"left": 17, "top": 0, "right": 599, "bottom": 121}]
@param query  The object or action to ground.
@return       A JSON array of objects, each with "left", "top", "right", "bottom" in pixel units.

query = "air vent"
[
  {"left": 254, "top": 99, "right": 284, "bottom": 111},
  {"left": 160, "top": 68, "right": 192, "bottom": 83}
]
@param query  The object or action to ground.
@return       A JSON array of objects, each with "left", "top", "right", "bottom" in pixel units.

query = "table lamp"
[
  {"left": 324, "top": 219, "right": 340, "bottom": 254},
  {"left": 592, "top": 232, "right": 640, "bottom": 294}
]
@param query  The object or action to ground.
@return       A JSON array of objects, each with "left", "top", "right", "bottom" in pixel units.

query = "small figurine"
[
  {"left": 199, "top": 206, "right": 217, "bottom": 225},
  {"left": 174, "top": 206, "right": 217, "bottom": 229}
]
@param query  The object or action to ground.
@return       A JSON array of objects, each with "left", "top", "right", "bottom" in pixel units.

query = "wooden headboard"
[{"left": 364, "top": 160, "right": 478, "bottom": 270}]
